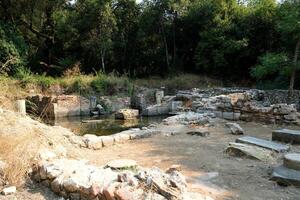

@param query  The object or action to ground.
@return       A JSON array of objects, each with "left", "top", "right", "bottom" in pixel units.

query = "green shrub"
[{"left": 0, "top": 22, "right": 27, "bottom": 75}]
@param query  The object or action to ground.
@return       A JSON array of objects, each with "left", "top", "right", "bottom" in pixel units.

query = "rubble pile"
[{"left": 33, "top": 159, "right": 213, "bottom": 200}]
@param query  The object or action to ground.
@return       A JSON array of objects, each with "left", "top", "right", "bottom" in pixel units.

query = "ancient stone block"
[
  {"left": 272, "top": 129, "right": 300, "bottom": 144},
  {"left": 236, "top": 136, "right": 289, "bottom": 152}
]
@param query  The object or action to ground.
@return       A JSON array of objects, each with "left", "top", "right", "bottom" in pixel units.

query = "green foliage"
[
  {"left": 251, "top": 52, "right": 290, "bottom": 79},
  {"left": 1, "top": 0, "right": 300, "bottom": 89},
  {"left": 0, "top": 22, "right": 27, "bottom": 75}
]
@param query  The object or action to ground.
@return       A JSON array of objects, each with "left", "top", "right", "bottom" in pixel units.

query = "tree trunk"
[
  {"left": 101, "top": 50, "right": 105, "bottom": 73},
  {"left": 160, "top": 20, "right": 169, "bottom": 72},
  {"left": 288, "top": 38, "right": 300, "bottom": 100},
  {"left": 172, "top": 11, "right": 177, "bottom": 66}
]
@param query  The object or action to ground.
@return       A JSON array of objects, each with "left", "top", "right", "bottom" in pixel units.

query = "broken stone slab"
[
  {"left": 236, "top": 136, "right": 290, "bottom": 153},
  {"left": 272, "top": 129, "right": 300, "bottom": 144},
  {"left": 186, "top": 130, "right": 210, "bottom": 137},
  {"left": 283, "top": 153, "right": 300, "bottom": 171},
  {"left": 115, "top": 109, "right": 139, "bottom": 120},
  {"left": 225, "top": 142, "right": 276, "bottom": 162},
  {"left": 225, "top": 122, "right": 244, "bottom": 135},
  {"left": 1, "top": 186, "right": 16, "bottom": 195},
  {"left": 106, "top": 159, "right": 138, "bottom": 170},
  {"left": 271, "top": 165, "right": 300, "bottom": 187}
]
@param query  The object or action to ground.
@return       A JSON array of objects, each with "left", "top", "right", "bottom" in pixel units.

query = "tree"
[
  {"left": 0, "top": 22, "right": 27, "bottom": 75},
  {"left": 277, "top": 0, "right": 300, "bottom": 95}
]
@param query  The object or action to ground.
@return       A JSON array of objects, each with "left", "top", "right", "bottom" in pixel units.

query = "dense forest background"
[{"left": 0, "top": 0, "right": 300, "bottom": 89}]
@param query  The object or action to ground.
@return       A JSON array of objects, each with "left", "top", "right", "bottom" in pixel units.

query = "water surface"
[{"left": 49, "top": 115, "right": 166, "bottom": 136}]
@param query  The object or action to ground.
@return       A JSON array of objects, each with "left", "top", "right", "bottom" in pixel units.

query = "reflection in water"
[{"left": 47, "top": 115, "right": 165, "bottom": 136}]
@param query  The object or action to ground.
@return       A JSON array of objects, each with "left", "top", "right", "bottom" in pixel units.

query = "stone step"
[
  {"left": 236, "top": 136, "right": 289, "bottom": 153},
  {"left": 271, "top": 165, "right": 300, "bottom": 186},
  {"left": 272, "top": 129, "right": 300, "bottom": 144},
  {"left": 284, "top": 153, "right": 300, "bottom": 171}
]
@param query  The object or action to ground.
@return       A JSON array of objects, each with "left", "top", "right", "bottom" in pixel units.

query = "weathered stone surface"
[
  {"left": 272, "top": 129, "right": 300, "bottom": 144},
  {"left": 38, "top": 149, "right": 57, "bottom": 161},
  {"left": 271, "top": 165, "right": 300, "bottom": 186},
  {"left": 99, "top": 96, "right": 131, "bottom": 113},
  {"left": 113, "top": 133, "right": 131, "bottom": 143},
  {"left": 163, "top": 112, "right": 212, "bottom": 125},
  {"left": 137, "top": 167, "right": 187, "bottom": 200},
  {"left": 114, "top": 187, "right": 134, "bottom": 200},
  {"left": 236, "top": 136, "right": 290, "bottom": 153},
  {"left": 142, "top": 104, "right": 170, "bottom": 116},
  {"left": 100, "top": 136, "right": 115, "bottom": 147},
  {"left": 115, "top": 109, "right": 139, "bottom": 120},
  {"left": 226, "top": 142, "right": 275, "bottom": 162},
  {"left": 83, "top": 134, "right": 103, "bottom": 150},
  {"left": 106, "top": 159, "right": 137, "bottom": 170},
  {"left": 155, "top": 90, "right": 164, "bottom": 104},
  {"left": 68, "top": 135, "right": 86, "bottom": 147},
  {"left": 1, "top": 186, "right": 16, "bottom": 195},
  {"left": 222, "top": 112, "right": 240, "bottom": 120},
  {"left": 284, "top": 153, "right": 300, "bottom": 171},
  {"left": 225, "top": 123, "right": 244, "bottom": 135},
  {"left": 34, "top": 158, "right": 208, "bottom": 200}
]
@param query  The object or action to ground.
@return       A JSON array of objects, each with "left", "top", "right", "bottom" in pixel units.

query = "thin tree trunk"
[
  {"left": 160, "top": 20, "right": 169, "bottom": 72},
  {"left": 172, "top": 11, "right": 177, "bottom": 66},
  {"left": 101, "top": 49, "right": 106, "bottom": 73},
  {"left": 288, "top": 38, "right": 300, "bottom": 99}
]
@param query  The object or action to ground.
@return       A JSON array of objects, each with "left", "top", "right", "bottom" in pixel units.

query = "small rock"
[
  {"left": 1, "top": 186, "right": 16, "bottom": 195},
  {"left": 114, "top": 187, "right": 133, "bottom": 200},
  {"left": 115, "top": 109, "right": 139, "bottom": 120},
  {"left": 38, "top": 149, "right": 57, "bottom": 161},
  {"left": 225, "top": 122, "right": 244, "bottom": 135},
  {"left": 103, "top": 182, "right": 120, "bottom": 200}
]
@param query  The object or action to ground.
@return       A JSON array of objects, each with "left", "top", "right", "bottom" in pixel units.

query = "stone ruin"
[
  {"left": 33, "top": 159, "right": 212, "bottom": 200},
  {"left": 130, "top": 87, "right": 300, "bottom": 124}
]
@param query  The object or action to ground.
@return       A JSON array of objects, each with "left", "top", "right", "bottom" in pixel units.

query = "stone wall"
[{"left": 26, "top": 95, "right": 90, "bottom": 119}]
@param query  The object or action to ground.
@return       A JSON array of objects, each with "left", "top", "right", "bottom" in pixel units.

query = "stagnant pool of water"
[{"left": 48, "top": 115, "right": 166, "bottom": 136}]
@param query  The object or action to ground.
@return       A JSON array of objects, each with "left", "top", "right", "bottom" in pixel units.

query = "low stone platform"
[
  {"left": 272, "top": 153, "right": 300, "bottom": 186},
  {"left": 272, "top": 129, "right": 300, "bottom": 144},
  {"left": 236, "top": 136, "right": 290, "bottom": 153},
  {"left": 67, "top": 128, "right": 161, "bottom": 150},
  {"left": 34, "top": 159, "right": 213, "bottom": 200}
]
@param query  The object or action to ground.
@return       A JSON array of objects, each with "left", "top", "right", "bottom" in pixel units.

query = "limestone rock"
[
  {"left": 38, "top": 149, "right": 57, "bottom": 161},
  {"left": 1, "top": 186, "right": 16, "bottom": 195},
  {"left": 226, "top": 142, "right": 275, "bottom": 162},
  {"left": 225, "top": 123, "right": 244, "bottom": 135},
  {"left": 115, "top": 109, "right": 139, "bottom": 120},
  {"left": 236, "top": 136, "right": 290, "bottom": 153}
]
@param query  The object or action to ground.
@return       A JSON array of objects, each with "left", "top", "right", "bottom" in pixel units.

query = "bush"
[
  {"left": 251, "top": 52, "right": 291, "bottom": 89},
  {"left": 0, "top": 22, "right": 27, "bottom": 75}
]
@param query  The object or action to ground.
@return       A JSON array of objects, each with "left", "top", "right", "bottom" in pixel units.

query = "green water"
[{"left": 49, "top": 115, "right": 165, "bottom": 136}]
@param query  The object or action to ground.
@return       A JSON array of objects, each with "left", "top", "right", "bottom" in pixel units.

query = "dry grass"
[{"left": 0, "top": 134, "right": 40, "bottom": 188}]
